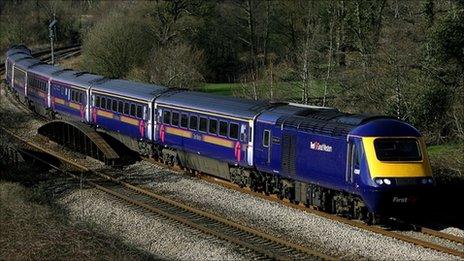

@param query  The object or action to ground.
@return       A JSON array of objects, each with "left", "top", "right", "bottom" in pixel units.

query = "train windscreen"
[{"left": 373, "top": 138, "right": 422, "bottom": 161}]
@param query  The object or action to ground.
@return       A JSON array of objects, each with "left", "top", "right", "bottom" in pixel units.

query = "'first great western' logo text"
[{"left": 310, "top": 141, "right": 333, "bottom": 152}]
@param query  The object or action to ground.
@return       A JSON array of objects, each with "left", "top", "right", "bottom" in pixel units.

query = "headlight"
[
  {"left": 427, "top": 178, "right": 433, "bottom": 184},
  {"left": 374, "top": 178, "right": 392, "bottom": 185},
  {"left": 421, "top": 178, "right": 428, "bottom": 185}
]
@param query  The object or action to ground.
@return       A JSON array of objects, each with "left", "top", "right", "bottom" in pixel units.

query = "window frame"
[
  {"left": 208, "top": 118, "right": 218, "bottom": 135},
  {"left": 112, "top": 99, "right": 118, "bottom": 112},
  {"left": 106, "top": 98, "right": 112, "bottom": 110},
  {"left": 171, "top": 111, "right": 180, "bottom": 126},
  {"left": 189, "top": 115, "right": 198, "bottom": 130},
  {"left": 199, "top": 117, "right": 208, "bottom": 133},
  {"left": 124, "top": 102, "right": 130, "bottom": 115},
  {"left": 136, "top": 105, "right": 143, "bottom": 119},
  {"left": 229, "top": 122, "right": 239, "bottom": 140},
  {"left": 180, "top": 113, "right": 189, "bottom": 128},
  {"left": 130, "top": 104, "right": 136, "bottom": 117},
  {"left": 163, "top": 110, "right": 171, "bottom": 125},
  {"left": 219, "top": 120, "right": 228, "bottom": 137},
  {"left": 101, "top": 97, "right": 106, "bottom": 110},
  {"left": 118, "top": 101, "right": 123, "bottom": 113},
  {"left": 263, "top": 130, "right": 270, "bottom": 147}
]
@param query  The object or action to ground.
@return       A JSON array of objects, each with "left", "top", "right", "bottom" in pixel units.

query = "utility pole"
[{"left": 49, "top": 14, "right": 57, "bottom": 65}]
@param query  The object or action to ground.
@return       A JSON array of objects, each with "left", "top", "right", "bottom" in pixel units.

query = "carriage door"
[
  {"left": 263, "top": 130, "right": 271, "bottom": 164},
  {"left": 346, "top": 137, "right": 362, "bottom": 184}
]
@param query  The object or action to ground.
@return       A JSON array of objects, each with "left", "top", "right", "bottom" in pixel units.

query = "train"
[{"left": 4, "top": 45, "right": 434, "bottom": 222}]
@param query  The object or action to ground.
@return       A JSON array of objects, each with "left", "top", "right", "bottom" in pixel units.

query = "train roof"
[
  {"left": 275, "top": 108, "right": 399, "bottom": 137},
  {"left": 13, "top": 57, "right": 41, "bottom": 70},
  {"left": 28, "top": 62, "right": 63, "bottom": 76},
  {"left": 7, "top": 52, "right": 33, "bottom": 63},
  {"left": 6, "top": 45, "right": 32, "bottom": 57},
  {"left": 350, "top": 119, "right": 421, "bottom": 137},
  {"left": 91, "top": 79, "right": 168, "bottom": 102},
  {"left": 156, "top": 91, "right": 271, "bottom": 120},
  {"left": 51, "top": 70, "right": 103, "bottom": 89}
]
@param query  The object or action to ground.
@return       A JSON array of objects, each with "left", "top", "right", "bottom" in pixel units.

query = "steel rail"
[
  {"left": 1, "top": 44, "right": 82, "bottom": 73},
  {"left": 0, "top": 126, "right": 334, "bottom": 261},
  {"left": 144, "top": 157, "right": 464, "bottom": 259}
]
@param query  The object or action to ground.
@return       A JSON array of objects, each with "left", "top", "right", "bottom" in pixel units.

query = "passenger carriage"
[
  {"left": 50, "top": 70, "right": 101, "bottom": 122},
  {"left": 25, "top": 63, "right": 63, "bottom": 116},
  {"left": 155, "top": 91, "right": 270, "bottom": 179},
  {"left": 9, "top": 56, "right": 38, "bottom": 103},
  {"left": 90, "top": 79, "right": 167, "bottom": 154}
]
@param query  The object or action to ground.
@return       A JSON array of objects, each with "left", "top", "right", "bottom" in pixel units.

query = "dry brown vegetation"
[{"left": 0, "top": 180, "right": 153, "bottom": 260}]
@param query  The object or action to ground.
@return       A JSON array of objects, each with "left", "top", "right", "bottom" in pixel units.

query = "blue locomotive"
[{"left": 4, "top": 45, "right": 433, "bottom": 221}]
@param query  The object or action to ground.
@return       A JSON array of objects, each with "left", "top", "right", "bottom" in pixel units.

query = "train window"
[
  {"left": 118, "top": 101, "right": 123, "bottom": 113},
  {"left": 79, "top": 92, "right": 84, "bottom": 103},
  {"left": 106, "top": 98, "right": 112, "bottom": 110},
  {"left": 101, "top": 97, "right": 106, "bottom": 109},
  {"left": 209, "top": 119, "right": 218, "bottom": 134},
  {"left": 180, "top": 114, "right": 188, "bottom": 128},
  {"left": 229, "top": 123, "right": 239, "bottom": 140},
  {"left": 171, "top": 112, "right": 180, "bottom": 126},
  {"left": 136, "top": 105, "right": 143, "bottom": 119},
  {"left": 263, "top": 130, "right": 270, "bottom": 147},
  {"left": 130, "top": 104, "right": 136, "bottom": 117},
  {"left": 163, "top": 111, "right": 171, "bottom": 124},
  {"left": 124, "top": 102, "right": 129, "bottom": 115},
  {"left": 189, "top": 115, "right": 198, "bottom": 130},
  {"left": 112, "top": 99, "right": 118, "bottom": 112},
  {"left": 219, "top": 121, "right": 228, "bottom": 137},
  {"left": 96, "top": 96, "right": 100, "bottom": 107},
  {"left": 199, "top": 117, "right": 207, "bottom": 132},
  {"left": 374, "top": 138, "right": 421, "bottom": 161}
]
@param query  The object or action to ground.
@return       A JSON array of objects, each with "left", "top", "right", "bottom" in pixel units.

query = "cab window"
[{"left": 374, "top": 138, "right": 421, "bottom": 161}]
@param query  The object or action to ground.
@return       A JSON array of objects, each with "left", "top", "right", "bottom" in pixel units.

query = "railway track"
[
  {"left": 142, "top": 157, "right": 464, "bottom": 259},
  {"left": 0, "top": 126, "right": 334, "bottom": 260},
  {"left": 0, "top": 44, "right": 82, "bottom": 73}
]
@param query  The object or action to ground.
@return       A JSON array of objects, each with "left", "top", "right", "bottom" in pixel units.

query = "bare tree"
[{"left": 148, "top": 43, "right": 205, "bottom": 89}]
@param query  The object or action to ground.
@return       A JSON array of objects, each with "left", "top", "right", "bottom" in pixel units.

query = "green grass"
[
  {"left": 427, "top": 142, "right": 463, "bottom": 157},
  {"left": 202, "top": 81, "right": 342, "bottom": 99},
  {"left": 201, "top": 83, "right": 239, "bottom": 96}
]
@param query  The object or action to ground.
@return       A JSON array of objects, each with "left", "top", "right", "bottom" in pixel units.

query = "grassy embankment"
[
  {"left": 0, "top": 171, "right": 153, "bottom": 260},
  {"left": 427, "top": 143, "right": 464, "bottom": 183}
]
